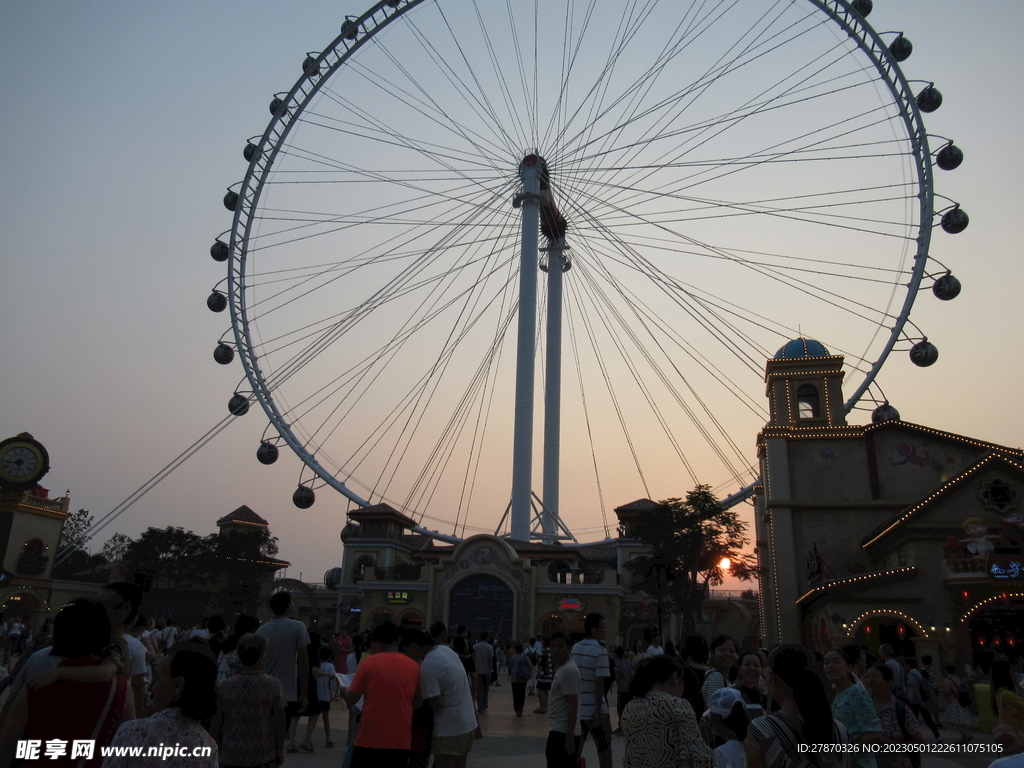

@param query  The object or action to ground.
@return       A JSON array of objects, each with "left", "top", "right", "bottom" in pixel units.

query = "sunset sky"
[{"left": 2, "top": 1, "right": 1021, "bottom": 586}]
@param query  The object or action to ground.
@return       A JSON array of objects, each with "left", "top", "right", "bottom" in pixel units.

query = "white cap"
[{"left": 703, "top": 686, "right": 744, "bottom": 718}]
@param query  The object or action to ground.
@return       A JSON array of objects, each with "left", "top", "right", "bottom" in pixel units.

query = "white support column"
[
  {"left": 542, "top": 239, "right": 567, "bottom": 542},
  {"left": 511, "top": 155, "right": 542, "bottom": 542}
]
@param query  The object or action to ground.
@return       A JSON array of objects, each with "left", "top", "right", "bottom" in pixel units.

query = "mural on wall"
[
  {"left": 892, "top": 443, "right": 957, "bottom": 472},
  {"left": 818, "top": 447, "right": 839, "bottom": 462},
  {"left": 942, "top": 481, "right": 1024, "bottom": 573}
]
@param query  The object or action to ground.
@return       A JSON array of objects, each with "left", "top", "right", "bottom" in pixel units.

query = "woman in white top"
[{"left": 702, "top": 635, "right": 738, "bottom": 705}]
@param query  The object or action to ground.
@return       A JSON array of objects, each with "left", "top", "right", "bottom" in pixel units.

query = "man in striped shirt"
[{"left": 570, "top": 613, "right": 612, "bottom": 768}]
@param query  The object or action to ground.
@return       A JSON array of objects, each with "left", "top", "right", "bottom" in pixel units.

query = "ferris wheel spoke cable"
[
  {"left": 255, "top": 192, "right": 519, "bottom": 401},
  {"left": 313, "top": 217, "right": 520, "bottom": 483},
  {"left": 402, "top": 306, "right": 514, "bottom": 518},
  {"left": 552, "top": 3, "right": 832, "bottom": 174},
  {"left": 365, "top": 224, "right": 522, "bottom": 500},
  {"left": 564, "top": 279, "right": 653, "bottom": 496},
  {"left": 565, "top": 193, "right": 770, "bottom": 377},
  {"left": 247, "top": 169, "right": 515, "bottom": 259},
  {"left": 567, "top": 269, "right": 738, "bottom": 481},
  {"left": 54, "top": 415, "right": 238, "bottom": 565},
  {"left": 563, "top": 176, "right": 906, "bottom": 332},
  {"left": 561, "top": 39, "right": 881, "bottom": 205},
  {"left": 274, "top": 221, "right": 520, "bottom": 441},
  {"left": 566, "top": 89, "right": 903, "bottom": 229},
  {"left": 568, "top": 255, "right": 750, "bottom": 480},
  {"left": 563, "top": 303, "right": 616, "bottom": 535},
  {"left": 383, "top": 6, "right": 528, "bottom": 160}
]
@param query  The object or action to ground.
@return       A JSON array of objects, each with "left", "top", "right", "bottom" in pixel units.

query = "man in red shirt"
[{"left": 343, "top": 621, "right": 420, "bottom": 768}]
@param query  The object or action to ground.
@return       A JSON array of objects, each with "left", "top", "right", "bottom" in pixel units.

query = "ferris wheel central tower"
[{"left": 510, "top": 153, "right": 571, "bottom": 543}]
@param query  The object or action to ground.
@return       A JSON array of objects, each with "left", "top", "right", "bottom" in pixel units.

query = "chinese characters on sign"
[
  {"left": 385, "top": 590, "right": 412, "bottom": 604},
  {"left": 990, "top": 560, "right": 1022, "bottom": 580}
]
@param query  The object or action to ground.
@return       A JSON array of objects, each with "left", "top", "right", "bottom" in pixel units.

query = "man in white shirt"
[
  {"left": 645, "top": 631, "right": 665, "bottom": 658},
  {"left": 161, "top": 619, "right": 179, "bottom": 650},
  {"left": 570, "top": 613, "right": 611, "bottom": 768},
  {"left": 472, "top": 632, "right": 495, "bottom": 712},
  {"left": 879, "top": 643, "right": 905, "bottom": 694},
  {"left": 256, "top": 591, "right": 310, "bottom": 753},
  {"left": 546, "top": 632, "right": 580, "bottom": 768},
  {"left": 123, "top": 616, "right": 149, "bottom": 710},
  {"left": 414, "top": 623, "right": 477, "bottom": 768}
]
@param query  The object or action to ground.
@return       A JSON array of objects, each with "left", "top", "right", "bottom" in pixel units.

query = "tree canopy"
[
  {"left": 57, "top": 508, "right": 93, "bottom": 554},
  {"left": 628, "top": 485, "right": 758, "bottom": 630}
]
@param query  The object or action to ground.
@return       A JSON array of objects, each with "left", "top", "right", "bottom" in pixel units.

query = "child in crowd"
[
  {"left": 210, "top": 632, "right": 286, "bottom": 768},
  {"left": 704, "top": 687, "right": 749, "bottom": 768},
  {"left": 299, "top": 646, "right": 339, "bottom": 750}
]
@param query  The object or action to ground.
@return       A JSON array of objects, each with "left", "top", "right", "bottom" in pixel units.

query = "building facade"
[
  {"left": 334, "top": 503, "right": 759, "bottom": 647},
  {"left": 755, "top": 339, "right": 1024, "bottom": 665}
]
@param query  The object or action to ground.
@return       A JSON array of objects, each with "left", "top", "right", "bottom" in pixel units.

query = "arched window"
[
  {"left": 797, "top": 384, "right": 820, "bottom": 419},
  {"left": 352, "top": 555, "right": 375, "bottom": 581}
]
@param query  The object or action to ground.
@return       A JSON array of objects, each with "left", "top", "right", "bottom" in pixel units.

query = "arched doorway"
[
  {"left": 852, "top": 613, "right": 922, "bottom": 659},
  {"left": 1, "top": 590, "right": 41, "bottom": 625},
  {"left": 541, "top": 613, "right": 567, "bottom": 637},
  {"left": 966, "top": 596, "right": 1024, "bottom": 662},
  {"left": 625, "top": 622, "right": 657, "bottom": 652},
  {"left": 400, "top": 610, "right": 424, "bottom": 627},
  {"left": 448, "top": 573, "right": 514, "bottom": 642},
  {"left": 368, "top": 608, "right": 395, "bottom": 627}
]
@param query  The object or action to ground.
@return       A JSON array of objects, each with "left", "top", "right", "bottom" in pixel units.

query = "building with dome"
[{"left": 755, "top": 338, "right": 1024, "bottom": 664}]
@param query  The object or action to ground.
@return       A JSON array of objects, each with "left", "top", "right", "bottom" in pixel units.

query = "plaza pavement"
[{"left": 282, "top": 681, "right": 1003, "bottom": 768}]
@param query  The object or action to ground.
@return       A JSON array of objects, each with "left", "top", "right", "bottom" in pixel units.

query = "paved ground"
[{"left": 282, "top": 682, "right": 1005, "bottom": 768}]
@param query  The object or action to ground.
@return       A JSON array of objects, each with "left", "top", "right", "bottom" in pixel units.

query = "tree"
[
  {"left": 100, "top": 532, "right": 134, "bottom": 563},
  {"left": 58, "top": 508, "right": 94, "bottom": 555},
  {"left": 629, "top": 485, "right": 758, "bottom": 635},
  {"left": 123, "top": 526, "right": 219, "bottom": 591}
]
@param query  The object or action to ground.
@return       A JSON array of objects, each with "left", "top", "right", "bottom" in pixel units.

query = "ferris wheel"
[{"left": 207, "top": 0, "right": 966, "bottom": 542}]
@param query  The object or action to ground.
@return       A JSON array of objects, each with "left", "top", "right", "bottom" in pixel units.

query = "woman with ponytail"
[{"left": 745, "top": 644, "right": 849, "bottom": 768}]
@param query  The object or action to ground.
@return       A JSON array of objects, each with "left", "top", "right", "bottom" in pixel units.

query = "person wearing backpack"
[
  {"left": 510, "top": 643, "right": 533, "bottom": 717},
  {"left": 941, "top": 664, "right": 972, "bottom": 743}
]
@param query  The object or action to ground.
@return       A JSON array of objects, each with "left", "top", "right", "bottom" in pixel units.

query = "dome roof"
[{"left": 774, "top": 338, "right": 830, "bottom": 359}]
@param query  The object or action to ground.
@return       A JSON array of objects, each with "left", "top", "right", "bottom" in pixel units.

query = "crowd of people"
[{"left": 1, "top": 594, "right": 1023, "bottom": 768}]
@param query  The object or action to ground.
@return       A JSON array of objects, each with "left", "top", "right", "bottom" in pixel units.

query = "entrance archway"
[
  {"left": 448, "top": 573, "right": 514, "bottom": 642},
  {"left": 541, "top": 613, "right": 567, "bottom": 637},
  {"left": 368, "top": 609, "right": 395, "bottom": 627},
  {"left": 852, "top": 613, "right": 923, "bottom": 658},
  {"left": 966, "top": 596, "right": 1024, "bottom": 660}
]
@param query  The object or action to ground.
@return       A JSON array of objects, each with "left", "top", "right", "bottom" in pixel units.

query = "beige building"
[
  {"left": 0, "top": 487, "right": 101, "bottom": 630},
  {"left": 755, "top": 338, "right": 1024, "bottom": 665},
  {"left": 335, "top": 502, "right": 759, "bottom": 648}
]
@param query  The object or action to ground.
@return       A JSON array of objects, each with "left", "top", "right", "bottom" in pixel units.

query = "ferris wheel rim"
[{"left": 222, "top": 0, "right": 940, "bottom": 521}]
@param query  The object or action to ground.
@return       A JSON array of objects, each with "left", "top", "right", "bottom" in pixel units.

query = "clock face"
[
  {"left": 2, "top": 447, "right": 39, "bottom": 479},
  {"left": 0, "top": 436, "right": 49, "bottom": 490}
]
